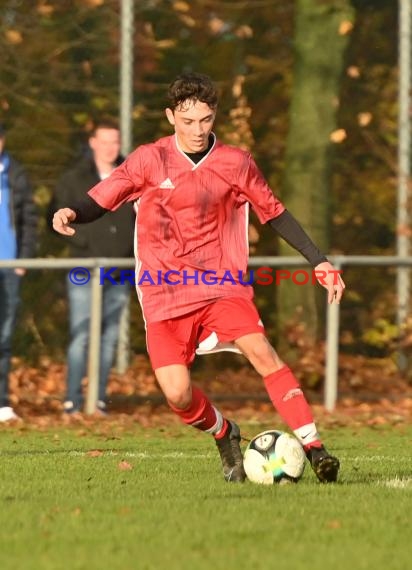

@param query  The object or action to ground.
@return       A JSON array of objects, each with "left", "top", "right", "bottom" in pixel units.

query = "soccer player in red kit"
[{"left": 53, "top": 73, "right": 345, "bottom": 483}]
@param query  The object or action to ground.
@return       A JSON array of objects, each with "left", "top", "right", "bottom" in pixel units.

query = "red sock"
[
  {"left": 264, "top": 366, "right": 322, "bottom": 448},
  {"left": 168, "top": 386, "right": 225, "bottom": 434}
]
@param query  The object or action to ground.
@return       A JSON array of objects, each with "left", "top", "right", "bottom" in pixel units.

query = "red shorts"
[{"left": 146, "top": 297, "right": 265, "bottom": 370}]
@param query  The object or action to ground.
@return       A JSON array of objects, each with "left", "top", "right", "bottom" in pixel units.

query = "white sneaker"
[
  {"left": 0, "top": 406, "right": 21, "bottom": 422},
  {"left": 63, "top": 401, "right": 82, "bottom": 415},
  {"left": 96, "top": 400, "right": 108, "bottom": 416}
]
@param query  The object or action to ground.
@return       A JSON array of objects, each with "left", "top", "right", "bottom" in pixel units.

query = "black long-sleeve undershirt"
[
  {"left": 267, "top": 210, "right": 327, "bottom": 267},
  {"left": 71, "top": 195, "right": 108, "bottom": 223}
]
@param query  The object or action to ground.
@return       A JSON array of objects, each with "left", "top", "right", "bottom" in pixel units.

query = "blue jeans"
[
  {"left": 0, "top": 269, "right": 21, "bottom": 407},
  {"left": 66, "top": 275, "right": 130, "bottom": 408}
]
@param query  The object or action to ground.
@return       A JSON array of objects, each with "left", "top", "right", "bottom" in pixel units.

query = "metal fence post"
[
  {"left": 120, "top": 0, "right": 134, "bottom": 157},
  {"left": 397, "top": 0, "right": 412, "bottom": 370},
  {"left": 324, "top": 299, "right": 341, "bottom": 412},
  {"left": 324, "top": 259, "right": 343, "bottom": 411},
  {"left": 116, "top": 294, "right": 130, "bottom": 374},
  {"left": 85, "top": 264, "right": 102, "bottom": 414},
  {"left": 117, "top": 0, "right": 134, "bottom": 374}
]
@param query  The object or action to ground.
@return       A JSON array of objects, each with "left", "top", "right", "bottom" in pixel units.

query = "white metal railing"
[{"left": 1, "top": 255, "right": 410, "bottom": 413}]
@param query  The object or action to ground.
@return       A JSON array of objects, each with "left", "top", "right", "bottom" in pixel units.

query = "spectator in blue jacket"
[{"left": 0, "top": 123, "right": 37, "bottom": 422}]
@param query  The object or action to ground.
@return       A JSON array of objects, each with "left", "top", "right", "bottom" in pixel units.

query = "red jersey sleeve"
[
  {"left": 88, "top": 147, "right": 145, "bottom": 211},
  {"left": 233, "top": 152, "right": 285, "bottom": 223}
]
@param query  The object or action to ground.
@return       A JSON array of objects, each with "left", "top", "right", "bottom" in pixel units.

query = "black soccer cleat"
[
  {"left": 215, "top": 420, "right": 247, "bottom": 483},
  {"left": 306, "top": 445, "right": 340, "bottom": 483}
]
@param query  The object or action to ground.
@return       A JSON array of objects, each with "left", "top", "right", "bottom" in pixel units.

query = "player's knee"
[
  {"left": 249, "top": 339, "right": 274, "bottom": 361},
  {"left": 246, "top": 338, "right": 282, "bottom": 372},
  {"left": 166, "top": 387, "right": 191, "bottom": 410}
]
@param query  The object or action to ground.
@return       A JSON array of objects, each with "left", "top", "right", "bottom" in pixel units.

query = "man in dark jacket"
[
  {"left": 0, "top": 123, "right": 37, "bottom": 422},
  {"left": 52, "top": 120, "right": 135, "bottom": 414}
]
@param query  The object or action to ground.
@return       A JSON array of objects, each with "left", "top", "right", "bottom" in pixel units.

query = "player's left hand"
[{"left": 314, "top": 261, "right": 345, "bottom": 304}]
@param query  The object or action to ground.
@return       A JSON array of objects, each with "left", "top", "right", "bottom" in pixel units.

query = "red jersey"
[{"left": 88, "top": 134, "right": 285, "bottom": 323}]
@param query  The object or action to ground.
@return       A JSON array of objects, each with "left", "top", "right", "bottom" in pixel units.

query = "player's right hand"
[{"left": 52, "top": 208, "right": 77, "bottom": 236}]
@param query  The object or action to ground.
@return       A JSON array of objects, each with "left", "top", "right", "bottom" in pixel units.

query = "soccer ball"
[{"left": 243, "top": 429, "right": 306, "bottom": 485}]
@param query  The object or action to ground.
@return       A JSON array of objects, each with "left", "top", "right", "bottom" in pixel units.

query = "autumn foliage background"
[{"left": 1, "top": 0, "right": 411, "bottom": 419}]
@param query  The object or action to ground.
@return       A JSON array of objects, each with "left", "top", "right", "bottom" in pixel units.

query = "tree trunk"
[{"left": 277, "top": 0, "right": 354, "bottom": 355}]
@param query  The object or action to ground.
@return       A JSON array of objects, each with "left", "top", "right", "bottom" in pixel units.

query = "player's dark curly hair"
[{"left": 167, "top": 72, "right": 218, "bottom": 111}]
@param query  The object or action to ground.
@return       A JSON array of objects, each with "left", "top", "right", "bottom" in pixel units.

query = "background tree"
[{"left": 276, "top": 0, "right": 355, "bottom": 357}]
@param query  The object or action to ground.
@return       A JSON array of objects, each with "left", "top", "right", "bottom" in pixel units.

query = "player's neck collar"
[{"left": 182, "top": 134, "right": 215, "bottom": 164}]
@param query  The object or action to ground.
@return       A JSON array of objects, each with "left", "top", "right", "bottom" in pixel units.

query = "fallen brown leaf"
[
  {"left": 118, "top": 460, "right": 133, "bottom": 471},
  {"left": 326, "top": 519, "right": 342, "bottom": 529}
]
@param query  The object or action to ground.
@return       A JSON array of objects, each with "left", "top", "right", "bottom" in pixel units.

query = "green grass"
[{"left": 0, "top": 423, "right": 411, "bottom": 570}]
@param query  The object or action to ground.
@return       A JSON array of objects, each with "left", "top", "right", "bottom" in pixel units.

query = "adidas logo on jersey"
[{"left": 159, "top": 177, "right": 175, "bottom": 189}]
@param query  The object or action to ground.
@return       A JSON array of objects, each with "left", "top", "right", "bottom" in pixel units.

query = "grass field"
[{"left": 0, "top": 421, "right": 411, "bottom": 570}]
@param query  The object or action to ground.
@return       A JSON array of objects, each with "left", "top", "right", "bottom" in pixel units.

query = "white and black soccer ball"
[{"left": 243, "top": 429, "right": 306, "bottom": 485}]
